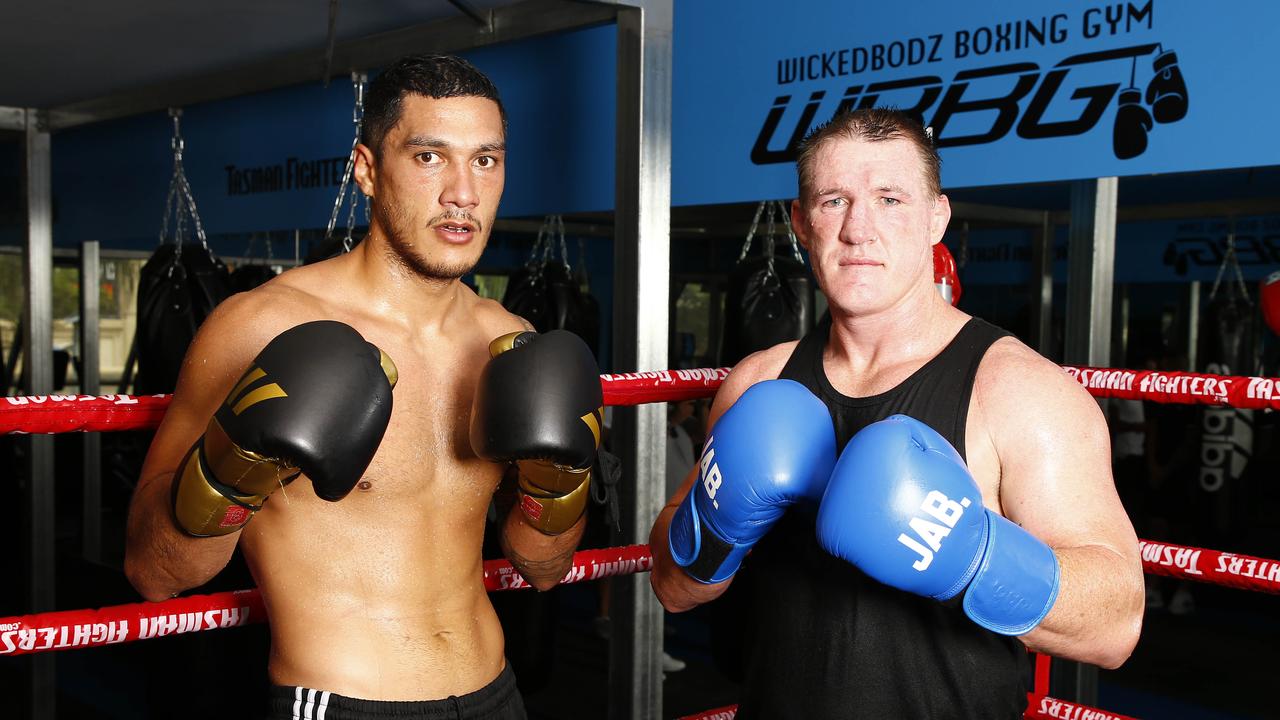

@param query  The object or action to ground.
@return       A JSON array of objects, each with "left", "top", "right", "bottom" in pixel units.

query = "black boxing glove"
[
  {"left": 1113, "top": 87, "right": 1152, "bottom": 160},
  {"left": 471, "top": 330, "right": 603, "bottom": 534},
  {"left": 1145, "top": 49, "right": 1188, "bottom": 124},
  {"left": 172, "top": 320, "right": 397, "bottom": 536}
]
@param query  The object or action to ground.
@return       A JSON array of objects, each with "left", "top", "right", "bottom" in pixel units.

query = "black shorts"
[{"left": 267, "top": 663, "right": 526, "bottom": 720}]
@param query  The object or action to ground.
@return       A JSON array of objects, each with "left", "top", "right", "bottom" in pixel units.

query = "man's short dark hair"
[
  {"left": 361, "top": 54, "right": 507, "bottom": 154},
  {"left": 795, "top": 108, "right": 941, "bottom": 200}
]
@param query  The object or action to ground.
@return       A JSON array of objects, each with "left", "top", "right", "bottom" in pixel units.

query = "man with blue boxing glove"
[{"left": 649, "top": 108, "right": 1143, "bottom": 718}]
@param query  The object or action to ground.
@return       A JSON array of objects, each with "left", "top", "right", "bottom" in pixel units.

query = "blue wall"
[
  {"left": 50, "top": 25, "right": 617, "bottom": 252},
  {"left": 49, "top": 1, "right": 1280, "bottom": 250}
]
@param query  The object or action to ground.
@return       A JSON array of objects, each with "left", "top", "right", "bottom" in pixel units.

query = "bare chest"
[{"left": 350, "top": 339, "right": 500, "bottom": 502}]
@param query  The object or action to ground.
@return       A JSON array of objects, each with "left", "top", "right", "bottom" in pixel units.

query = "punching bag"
[
  {"left": 572, "top": 238, "right": 602, "bottom": 358},
  {"left": 229, "top": 233, "right": 281, "bottom": 293},
  {"left": 503, "top": 257, "right": 553, "bottom": 333},
  {"left": 721, "top": 201, "right": 814, "bottom": 365},
  {"left": 502, "top": 216, "right": 601, "bottom": 355},
  {"left": 135, "top": 107, "right": 231, "bottom": 395},
  {"left": 1197, "top": 241, "right": 1259, "bottom": 542},
  {"left": 134, "top": 243, "right": 231, "bottom": 394},
  {"left": 228, "top": 264, "right": 278, "bottom": 294}
]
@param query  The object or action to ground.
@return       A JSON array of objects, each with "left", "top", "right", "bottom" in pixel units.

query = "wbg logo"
[{"left": 752, "top": 42, "right": 1188, "bottom": 164}]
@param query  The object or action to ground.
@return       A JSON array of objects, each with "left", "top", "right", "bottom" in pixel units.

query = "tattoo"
[
  {"left": 505, "top": 542, "right": 574, "bottom": 579},
  {"left": 500, "top": 526, "right": 576, "bottom": 587}
]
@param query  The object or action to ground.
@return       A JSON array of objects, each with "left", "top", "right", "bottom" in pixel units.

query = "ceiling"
[{"left": 0, "top": 0, "right": 517, "bottom": 108}]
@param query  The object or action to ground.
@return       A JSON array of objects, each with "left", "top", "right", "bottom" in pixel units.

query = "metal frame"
[
  {"left": 0, "top": 105, "right": 25, "bottom": 131},
  {"left": 446, "top": 0, "right": 493, "bottom": 27},
  {"left": 608, "top": 2, "right": 672, "bottom": 718},
  {"left": 1030, "top": 211, "right": 1055, "bottom": 356},
  {"left": 1064, "top": 178, "right": 1118, "bottom": 369},
  {"left": 22, "top": 107, "right": 56, "bottom": 720},
  {"left": 1053, "top": 177, "right": 1119, "bottom": 707},
  {"left": 79, "top": 241, "right": 102, "bottom": 562},
  {"left": 1187, "top": 281, "right": 1201, "bottom": 372}
]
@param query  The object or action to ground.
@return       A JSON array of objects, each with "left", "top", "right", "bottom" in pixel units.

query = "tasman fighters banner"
[{"left": 673, "top": 0, "right": 1280, "bottom": 205}]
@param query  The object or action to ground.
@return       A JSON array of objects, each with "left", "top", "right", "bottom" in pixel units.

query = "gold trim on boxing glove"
[
  {"left": 581, "top": 407, "right": 604, "bottom": 448},
  {"left": 172, "top": 442, "right": 267, "bottom": 537},
  {"left": 203, "top": 418, "right": 299, "bottom": 497},
  {"left": 488, "top": 331, "right": 536, "bottom": 358},
  {"left": 224, "top": 366, "right": 289, "bottom": 416},
  {"left": 517, "top": 458, "right": 591, "bottom": 495},
  {"left": 516, "top": 470, "right": 591, "bottom": 535},
  {"left": 378, "top": 348, "right": 399, "bottom": 389}
]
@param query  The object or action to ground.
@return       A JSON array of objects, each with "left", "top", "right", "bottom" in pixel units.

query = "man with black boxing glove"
[{"left": 126, "top": 55, "right": 598, "bottom": 720}]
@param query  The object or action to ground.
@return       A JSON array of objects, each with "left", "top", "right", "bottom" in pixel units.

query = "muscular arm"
[
  {"left": 487, "top": 313, "right": 591, "bottom": 591},
  {"left": 492, "top": 466, "right": 584, "bottom": 591},
  {"left": 648, "top": 346, "right": 793, "bottom": 612},
  {"left": 979, "top": 344, "right": 1144, "bottom": 668},
  {"left": 649, "top": 466, "right": 724, "bottom": 612},
  {"left": 123, "top": 295, "right": 277, "bottom": 601},
  {"left": 500, "top": 503, "right": 586, "bottom": 592}
]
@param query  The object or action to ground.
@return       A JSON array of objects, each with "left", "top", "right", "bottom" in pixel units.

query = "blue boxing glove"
[
  {"left": 669, "top": 380, "right": 837, "bottom": 584},
  {"left": 816, "top": 415, "right": 1060, "bottom": 635}
]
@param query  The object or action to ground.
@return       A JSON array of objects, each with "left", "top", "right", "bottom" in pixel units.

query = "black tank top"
[{"left": 733, "top": 315, "right": 1028, "bottom": 720}]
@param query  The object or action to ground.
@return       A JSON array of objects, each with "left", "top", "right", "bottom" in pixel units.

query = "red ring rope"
[
  {"left": 0, "top": 368, "right": 732, "bottom": 435},
  {"left": 1023, "top": 694, "right": 1142, "bottom": 720},
  {"left": 0, "top": 544, "right": 650, "bottom": 657},
  {"left": 1139, "top": 539, "right": 1280, "bottom": 594},
  {"left": 677, "top": 695, "right": 1142, "bottom": 720},
  {"left": 1061, "top": 365, "right": 1280, "bottom": 409},
  {"left": 6, "top": 364, "right": 1280, "bottom": 436},
  {"left": 677, "top": 706, "right": 738, "bottom": 720},
  {"left": 1, "top": 393, "right": 171, "bottom": 435},
  {"left": 6, "top": 538, "right": 1276, "bottom": 656}
]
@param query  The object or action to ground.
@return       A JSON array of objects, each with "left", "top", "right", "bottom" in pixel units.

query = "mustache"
[{"left": 428, "top": 210, "right": 482, "bottom": 233}]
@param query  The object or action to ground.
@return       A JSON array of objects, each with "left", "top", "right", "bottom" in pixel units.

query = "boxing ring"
[{"left": 5, "top": 364, "right": 1279, "bottom": 719}]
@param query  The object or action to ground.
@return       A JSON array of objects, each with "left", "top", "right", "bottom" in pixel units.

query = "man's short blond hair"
[{"left": 795, "top": 108, "right": 941, "bottom": 200}]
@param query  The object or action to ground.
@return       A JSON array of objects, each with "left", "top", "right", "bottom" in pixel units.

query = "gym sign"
[
  {"left": 751, "top": 3, "right": 1186, "bottom": 164},
  {"left": 673, "top": 0, "right": 1277, "bottom": 204},
  {"left": 223, "top": 155, "right": 350, "bottom": 196}
]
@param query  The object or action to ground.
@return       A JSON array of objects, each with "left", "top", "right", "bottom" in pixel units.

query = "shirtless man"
[
  {"left": 649, "top": 108, "right": 1145, "bottom": 718},
  {"left": 125, "top": 55, "right": 598, "bottom": 719}
]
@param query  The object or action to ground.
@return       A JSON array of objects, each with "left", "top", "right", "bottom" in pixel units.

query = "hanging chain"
[
  {"left": 326, "top": 72, "right": 368, "bottom": 252},
  {"left": 158, "top": 108, "right": 208, "bottom": 267},
  {"left": 532, "top": 216, "right": 550, "bottom": 267},
  {"left": 740, "top": 200, "right": 803, "bottom": 265},
  {"left": 556, "top": 215, "right": 570, "bottom": 271},
  {"left": 532, "top": 214, "right": 569, "bottom": 270},
  {"left": 775, "top": 200, "right": 804, "bottom": 263},
  {"left": 738, "top": 201, "right": 768, "bottom": 262},
  {"left": 764, "top": 201, "right": 778, "bottom": 259},
  {"left": 1209, "top": 217, "right": 1251, "bottom": 303}
]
